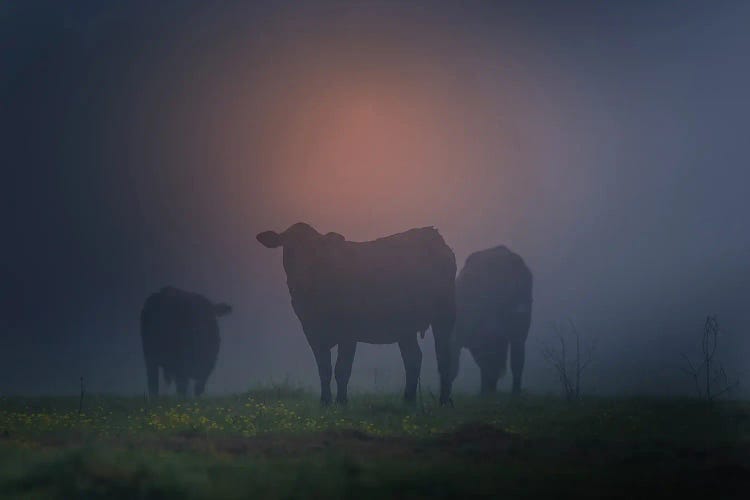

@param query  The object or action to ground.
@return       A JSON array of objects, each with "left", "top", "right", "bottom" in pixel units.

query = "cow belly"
[
  {"left": 350, "top": 328, "right": 415, "bottom": 345},
  {"left": 313, "top": 316, "right": 429, "bottom": 346}
]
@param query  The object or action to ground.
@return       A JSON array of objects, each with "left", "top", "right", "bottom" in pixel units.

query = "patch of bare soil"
[
  {"left": 9, "top": 423, "right": 750, "bottom": 481},
  {"left": 125, "top": 423, "right": 518, "bottom": 461}
]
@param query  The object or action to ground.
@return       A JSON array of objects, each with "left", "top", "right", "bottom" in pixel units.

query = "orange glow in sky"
[{"left": 250, "top": 66, "right": 530, "bottom": 241}]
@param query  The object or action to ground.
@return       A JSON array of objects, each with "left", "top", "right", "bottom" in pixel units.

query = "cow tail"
[
  {"left": 213, "top": 303, "right": 232, "bottom": 317},
  {"left": 498, "top": 336, "right": 510, "bottom": 377}
]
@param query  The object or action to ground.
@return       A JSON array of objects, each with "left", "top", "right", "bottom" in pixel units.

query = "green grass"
[{"left": 1, "top": 388, "right": 749, "bottom": 498}]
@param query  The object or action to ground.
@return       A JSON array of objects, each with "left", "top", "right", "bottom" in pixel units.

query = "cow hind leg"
[
  {"left": 510, "top": 335, "right": 526, "bottom": 396},
  {"left": 334, "top": 342, "right": 357, "bottom": 404},
  {"left": 432, "top": 318, "right": 455, "bottom": 407},
  {"left": 398, "top": 335, "right": 422, "bottom": 403},
  {"left": 176, "top": 374, "right": 189, "bottom": 398},
  {"left": 477, "top": 337, "right": 508, "bottom": 396},
  {"left": 145, "top": 359, "right": 159, "bottom": 398},
  {"left": 312, "top": 345, "right": 333, "bottom": 406},
  {"left": 480, "top": 365, "right": 500, "bottom": 395},
  {"left": 449, "top": 338, "right": 462, "bottom": 384},
  {"left": 194, "top": 378, "right": 207, "bottom": 397}
]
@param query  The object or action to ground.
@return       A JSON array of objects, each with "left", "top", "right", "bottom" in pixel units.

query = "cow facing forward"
[
  {"left": 141, "top": 286, "right": 232, "bottom": 397},
  {"left": 451, "top": 246, "right": 533, "bottom": 395},
  {"left": 257, "top": 223, "right": 457, "bottom": 405}
]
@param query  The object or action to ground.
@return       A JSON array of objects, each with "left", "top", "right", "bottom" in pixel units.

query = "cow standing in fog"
[
  {"left": 451, "top": 246, "right": 532, "bottom": 395},
  {"left": 141, "top": 286, "right": 232, "bottom": 397},
  {"left": 257, "top": 222, "right": 457, "bottom": 405}
]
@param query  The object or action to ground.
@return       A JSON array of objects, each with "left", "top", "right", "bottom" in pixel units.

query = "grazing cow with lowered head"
[
  {"left": 451, "top": 246, "right": 532, "bottom": 395},
  {"left": 257, "top": 223, "right": 457, "bottom": 405},
  {"left": 141, "top": 286, "right": 232, "bottom": 397}
]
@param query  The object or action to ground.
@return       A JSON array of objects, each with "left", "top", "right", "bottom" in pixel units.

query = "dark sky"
[{"left": 2, "top": 0, "right": 749, "bottom": 396}]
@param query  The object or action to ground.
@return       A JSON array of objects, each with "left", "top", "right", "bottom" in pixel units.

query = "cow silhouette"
[
  {"left": 257, "top": 222, "right": 457, "bottom": 405},
  {"left": 140, "top": 286, "right": 232, "bottom": 397},
  {"left": 451, "top": 246, "right": 533, "bottom": 395}
]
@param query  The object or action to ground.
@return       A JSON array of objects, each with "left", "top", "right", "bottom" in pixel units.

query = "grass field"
[{"left": 1, "top": 387, "right": 749, "bottom": 499}]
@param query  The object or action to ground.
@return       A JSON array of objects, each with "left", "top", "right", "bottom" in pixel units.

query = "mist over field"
[{"left": 2, "top": 0, "right": 749, "bottom": 399}]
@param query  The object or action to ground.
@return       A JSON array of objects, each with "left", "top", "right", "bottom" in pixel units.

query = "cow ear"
[
  {"left": 324, "top": 232, "right": 345, "bottom": 243},
  {"left": 257, "top": 231, "right": 282, "bottom": 248}
]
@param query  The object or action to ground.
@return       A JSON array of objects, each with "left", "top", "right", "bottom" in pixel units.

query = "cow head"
[
  {"left": 257, "top": 222, "right": 322, "bottom": 249},
  {"left": 257, "top": 223, "right": 345, "bottom": 295}
]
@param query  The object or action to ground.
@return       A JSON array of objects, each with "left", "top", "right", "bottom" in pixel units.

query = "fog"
[{"left": 2, "top": 0, "right": 749, "bottom": 398}]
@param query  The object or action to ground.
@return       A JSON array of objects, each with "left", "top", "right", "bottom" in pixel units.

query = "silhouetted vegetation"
[
  {"left": 540, "top": 319, "right": 597, "bottom": 402},
  {"left": 681, "top": 315, "right": 739, "bottom": 402}
]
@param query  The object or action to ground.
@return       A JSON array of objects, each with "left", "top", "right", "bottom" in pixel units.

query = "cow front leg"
[
  {"left": 312, "top": 345, "right": 333, "bottom": 406},
  {"left": 335, "top": 342, "right": 357, "bottom": 404},
  {"left": 398, "top": 335, "right": 422, "bottom": 403}
]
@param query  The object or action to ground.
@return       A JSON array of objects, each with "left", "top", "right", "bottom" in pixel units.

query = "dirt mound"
[
  {"left": 432, "top": 423, "right": 516, "bottom": 457},
  {"left": 10, "top": 422, "right": 520, "bottom": 462}
]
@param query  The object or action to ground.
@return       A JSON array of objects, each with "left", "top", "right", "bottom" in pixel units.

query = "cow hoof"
[
  {"left": 335, "top": 397, "right": 348, "bottom": 405},
  {"left": 320, "top": 398, "right": 332, "bottom": 407},
  {"left": 440, "top": 397, "right": 454, "bottom": 408}
]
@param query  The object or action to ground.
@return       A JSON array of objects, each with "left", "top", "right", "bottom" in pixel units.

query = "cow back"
[
  {"left": 289, "top": 227, "right": 455, "bottom": 329},
  {"left": 455, "top": 246, "right": 532, "bottom": 341},
  {"left": 140, "top": 287, "right": 221, "bottom": 379}
]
